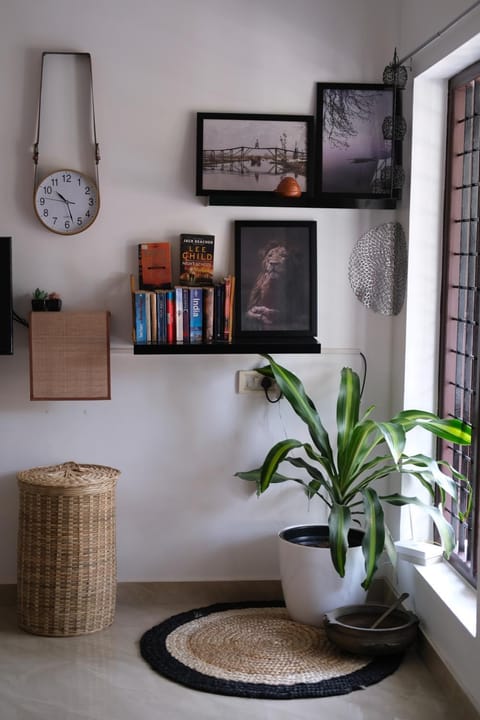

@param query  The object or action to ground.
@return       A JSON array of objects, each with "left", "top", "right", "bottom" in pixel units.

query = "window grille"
[{"left": 438, "top": 61, "right": 480, "bottom": 587}]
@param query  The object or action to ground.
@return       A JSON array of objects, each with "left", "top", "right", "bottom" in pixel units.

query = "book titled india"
[
  {"left": 189, "top": 287, "right": 204, "bottom": 343},
  {"left": 179, "top": 234, "right": 214, "bottom": 286},
  {"left": 138, "top": 242, "right": 172, "bottom": 290}
]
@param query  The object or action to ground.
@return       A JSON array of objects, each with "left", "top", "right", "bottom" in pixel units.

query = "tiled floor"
[{"left": 0, "top": 582, "right": 476, "bottom": 720}]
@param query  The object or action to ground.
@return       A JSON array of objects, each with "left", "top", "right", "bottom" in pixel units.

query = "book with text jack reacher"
[{"left": 179, "top": 234, "right": 214, "bottom": 286}]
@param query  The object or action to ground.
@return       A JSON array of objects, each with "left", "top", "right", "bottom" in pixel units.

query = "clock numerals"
[{"left": 34, "top": 169, "right": 99, "bottom": 235}]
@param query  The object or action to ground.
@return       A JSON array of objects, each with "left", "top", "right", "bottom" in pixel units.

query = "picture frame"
[
  {"left": 196, "top": 113, "right": 314, "bottom": 202},
  {"left": 316, "top": 83, "right": 399, "bottom": 200},
  {"left": 234, "top": 220, "right": 317, "bottom": 340}
]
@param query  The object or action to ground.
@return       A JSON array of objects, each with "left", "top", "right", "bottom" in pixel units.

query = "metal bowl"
[{"left": 323, "top": 603, "right": 419, "bottom": 656}]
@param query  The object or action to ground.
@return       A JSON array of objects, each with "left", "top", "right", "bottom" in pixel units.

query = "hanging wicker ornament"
[
  {"left": 382, "top": 115, "right": 407, "bottom": 141},
  {"left": 383, "top": 49, "right": 408, "bottom": 89},
  {"left": 348, "top": 222, "right": 408, "bottom": 316}
]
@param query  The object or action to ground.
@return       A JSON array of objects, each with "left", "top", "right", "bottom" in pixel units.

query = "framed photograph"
[
  {"left": 196, "top": 113, "right": 314, "bottom": 201},
  {"left": 234, "top": 220, "right": 317, "bottom": 340},
  {"left": 316, "top": 83, "right": 398, "bottom": 199}
]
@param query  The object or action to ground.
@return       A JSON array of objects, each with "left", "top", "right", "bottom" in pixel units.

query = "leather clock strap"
[{"left": 33, "top": 51, "right": 100, "bottom": 187}]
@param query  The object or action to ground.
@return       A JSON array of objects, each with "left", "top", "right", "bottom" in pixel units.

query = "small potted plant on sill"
[
  {"left": 45, "top": 292, "right": 62, "bottom": 311},
  {"left": 31, "top": 288, "right": 48, "bottom": 311},
  {"left": 235, "top": 354, "right": 472, "bottom": 625}
]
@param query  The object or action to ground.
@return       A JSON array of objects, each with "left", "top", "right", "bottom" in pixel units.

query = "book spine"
[
  {"left": 182, "top": 287, "right": 190, "bottom": 342},
  {"left": 175, "top": 287, "right": 184, "bottom": 343},
  {"left": 156, "top": 289, "right": 167, "bottom": 343},
  {"left": 149, "top": 291, "right": 158, "bottom": 343},
  {"left": 203, "top": 286, "right": 214, "bottom": 343},
  {"left": 189, "top": 287, "right": 203, "bottom": 344},
  {"left": 223, "top": 276, "right": 232, "bottom": 341},
  {"left": 145, "top": 291, "right": 152, "bottom": 342},
  {"left": 166, "top": 289, "right": 176, "bottom": 343},
  {"left": 134, "top": 291, "right": 148, "bottom": 343},
  {"left": 213, "top": 283, "right": 225, "bottom": 342}
]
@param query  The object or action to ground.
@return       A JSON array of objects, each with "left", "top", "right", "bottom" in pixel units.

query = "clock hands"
[{"left": 56, "top": 191, "right": 75, "bottom": 221}]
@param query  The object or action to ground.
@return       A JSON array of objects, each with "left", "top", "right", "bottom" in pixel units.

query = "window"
[{"left": 438, "top": 61, "right": 480, "bottom": 587}]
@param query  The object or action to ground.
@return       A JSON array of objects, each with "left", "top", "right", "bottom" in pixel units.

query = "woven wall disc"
[{"left": 348, "top": 222, "right": 407, "bottom": 316}]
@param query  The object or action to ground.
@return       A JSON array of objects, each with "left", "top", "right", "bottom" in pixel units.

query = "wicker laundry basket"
[{"left": 17, "top": 461, "right": 120, "bottom": 636}]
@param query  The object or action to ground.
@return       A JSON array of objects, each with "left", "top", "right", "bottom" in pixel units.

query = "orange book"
[{"left": 138, "top": 242, "right": 172, "bottom": 290}]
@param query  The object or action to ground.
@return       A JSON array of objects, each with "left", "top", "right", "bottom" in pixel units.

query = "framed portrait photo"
[
  {"left": 234, "top": 220, "right": 317, "bottom": 341},
  {"left": 316, "top": 83, "right": 399, "bottom": 200},
  {"left": 196, "top": 113, "right": 314, "bottom": 201}
]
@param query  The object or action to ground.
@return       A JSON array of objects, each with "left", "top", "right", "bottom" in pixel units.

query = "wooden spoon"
[{"left": 371, "top": 592, "right": 410, "bottom": 629}]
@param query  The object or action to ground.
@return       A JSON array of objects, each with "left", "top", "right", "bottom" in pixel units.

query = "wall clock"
[
  {"left": 33, "top": 169, "right": 99, "bottom": 235},
  {"left": 32, "top": 52, "right": 100, "bottom": 235}
]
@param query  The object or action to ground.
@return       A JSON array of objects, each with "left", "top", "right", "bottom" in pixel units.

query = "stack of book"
[{"left": 132, "top": 235, "right": 235, "bottom": 344}]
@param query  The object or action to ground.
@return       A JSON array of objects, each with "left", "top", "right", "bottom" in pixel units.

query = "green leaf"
[
  {"left": 393, "top": 410, "right": 472, "bottom": 445},
  {"left": 361, "top": 488, "right": 385, "bottom": 590},
  {"left": 337, "top": 367, "right": 361, "bottom": 466},
  {"left": 261, "top": 354, "right": 334, "bottom": 464},
  {"left": 259, "top": 438, "right": 303, "bottom": 493},
  {"left": 374, "top": 421, "right": 406, "bottom": 464},
  {"left": 382, "top": 493, "right": 455, "bottom": 556},
  {"left": 328, "top": 503, "right": 351, "bottom": 577}
]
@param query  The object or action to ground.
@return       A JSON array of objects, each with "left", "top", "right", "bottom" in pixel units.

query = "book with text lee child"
[{"left": 179, "top": 234, "right": 214, "bottom": 286}]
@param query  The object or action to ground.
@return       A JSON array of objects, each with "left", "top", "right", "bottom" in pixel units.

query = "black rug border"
[{"left": 139, "top": 600, "right": 403, "bottom": 700}]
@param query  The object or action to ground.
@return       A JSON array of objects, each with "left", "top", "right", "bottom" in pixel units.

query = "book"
[
  {"left": 213, "top": 282, "right": 225, "bottom": 342},
  {"left": 166, "top": 289, "right": 176, "bottom": 343},
  {"left": 182, "top": 286, "right": 190, "bottom": 342},
  {"left": 189, "top": 287, "right": 203, "bottom": 343},
  {"left": 156, "top": 289, "right": 167, "bottom": 343},
  {"left": 175, "top": 286, "right": 184, "bottom": 343},
  {"left": 134, "top": 291, "right": 148, "bottom": 343},
  {"left": 203, "top": 286, "right": 214, "bottom": 343},
  {"left": 138, "top": 242, "right": 172, "bottom": 290},
  {"left": 149, "top": 291, "right": 157, "bottom": 343},
  {"left": 179, "top": 234, "right": 214, "bottom": 286}
]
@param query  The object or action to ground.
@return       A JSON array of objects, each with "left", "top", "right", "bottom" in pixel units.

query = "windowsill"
[{"left": 414, "top": 561, "right": 477, "bottom": 637}]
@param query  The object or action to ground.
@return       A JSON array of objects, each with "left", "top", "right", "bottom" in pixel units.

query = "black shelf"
[
  {"left": 134, "top": 338, "right": 321, "bottom": 355},
  {"left": 205, "top": 195, "right": 397, "bottom": 210}
]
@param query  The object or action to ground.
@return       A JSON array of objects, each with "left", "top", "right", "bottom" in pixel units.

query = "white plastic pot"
[{"left": 278, "top": 524, "right": 367, "bottom": 626}]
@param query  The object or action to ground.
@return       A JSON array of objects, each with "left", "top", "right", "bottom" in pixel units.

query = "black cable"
[
  {"left": 359, "top": 352, "right": 367, "bottom": 398},
  {"left": 13, "top": 310, "right": 28, "bottom": 328},
  {"left": 261, "top": 376, "right": 282, "bottom": 403}
]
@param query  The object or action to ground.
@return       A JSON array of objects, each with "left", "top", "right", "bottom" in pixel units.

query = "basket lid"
[{"left": 17, "top": 461, "right": 120, "bottom": 488}]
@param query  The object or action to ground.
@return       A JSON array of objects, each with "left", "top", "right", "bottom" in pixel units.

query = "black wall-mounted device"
[{"left": 0, "top": 237, "right": 13, "bottom": 355}]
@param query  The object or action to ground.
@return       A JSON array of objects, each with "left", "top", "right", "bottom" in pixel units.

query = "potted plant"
[
  {"left": 46, "top": 292, "right": 62, "bottom": 311},
  {"left": 236, "top": 354, "right": 471, "bottom": 625},
  {"left": 31, "top": 288, "right": 48, "bottom": 311}
]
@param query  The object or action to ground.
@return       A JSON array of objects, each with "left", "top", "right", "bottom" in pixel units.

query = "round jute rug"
[{"left": 139, "top": 601, "right": 403, "bottom": 699}]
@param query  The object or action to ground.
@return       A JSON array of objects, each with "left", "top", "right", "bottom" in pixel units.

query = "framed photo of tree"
[
  {"left": 316, "top": 83, "right": 400, "bottom": 200},
  {"left": 234, "top": 220, "right": 317, "bottom": 341}
]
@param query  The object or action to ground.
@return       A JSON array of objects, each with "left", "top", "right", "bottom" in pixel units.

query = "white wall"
[{"left": 0, "top": 0, "right": 401, "bottom": 585}]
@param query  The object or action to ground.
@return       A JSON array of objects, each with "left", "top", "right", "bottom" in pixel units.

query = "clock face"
[{"left": 34, "top": 169, "right": 99, "bottom": 235}]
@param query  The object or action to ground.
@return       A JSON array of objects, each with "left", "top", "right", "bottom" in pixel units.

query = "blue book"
[
  {"left": 134, "top": 291, "right": 147, "bottom": 343},
  {"left": 156, "top": 290, "right": 167, "bottom": 343},
  {"left": 189, "top": 287, "right": 203, "bottom": 343}
]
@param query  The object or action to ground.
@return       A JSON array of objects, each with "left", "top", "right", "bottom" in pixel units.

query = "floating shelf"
[
  {"left": 204, "top": 195, "right": 397, "bottom": 210},
  {"left": 134, "top": 338, "right": 321, "bottom": 355}
]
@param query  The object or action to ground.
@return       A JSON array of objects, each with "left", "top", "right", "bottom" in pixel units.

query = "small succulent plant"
[{"left": 32, "top": 288, "right": 48, "bottom": 300}]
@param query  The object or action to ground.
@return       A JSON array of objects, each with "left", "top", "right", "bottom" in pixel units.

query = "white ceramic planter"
[{"left": 278, "top": 524, "right": 368, "bottom": 626}]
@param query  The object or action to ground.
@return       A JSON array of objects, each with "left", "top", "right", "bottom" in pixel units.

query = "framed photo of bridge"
[
  {"left": 233, "top": 220, "right": 317, "bottom": 341},
  {"left": 316, "top": 82, "right": 400, "bottom": 200},
  {"left": 196, "top": 113, "right": 314, "bottom": 202}
]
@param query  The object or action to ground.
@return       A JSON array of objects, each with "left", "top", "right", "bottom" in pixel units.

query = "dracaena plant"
[{"left": 236, "top": 354, "right": 472, "bottom": 590}]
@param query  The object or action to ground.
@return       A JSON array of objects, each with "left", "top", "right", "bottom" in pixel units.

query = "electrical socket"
[{"left": 237, "top": 370, "right": 279, "bottom": 394}]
